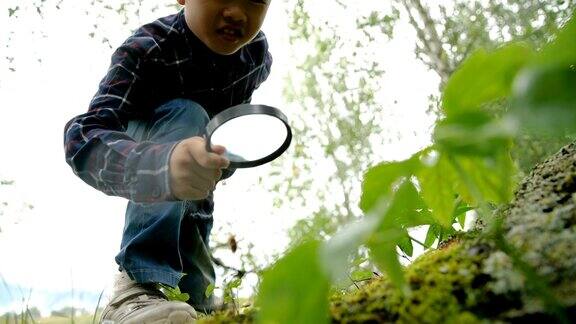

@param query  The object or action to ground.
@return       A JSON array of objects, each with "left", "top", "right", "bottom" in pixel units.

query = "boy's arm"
[{"left": 63, "top": 40, "right": 180, "bottom": 202}]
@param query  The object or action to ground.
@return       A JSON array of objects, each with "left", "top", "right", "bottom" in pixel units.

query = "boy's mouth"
[{"left": 216, "top": 26, "right": 244, "bottom": 42}]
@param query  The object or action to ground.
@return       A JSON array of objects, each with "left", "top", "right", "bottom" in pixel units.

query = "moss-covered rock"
[{"left": 200, "top": 143, "right": 576, "bottom": 323}]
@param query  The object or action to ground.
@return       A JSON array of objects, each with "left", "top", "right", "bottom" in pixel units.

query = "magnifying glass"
[{"left": 205, "top": 104, "right": 292, "bottom": 168}]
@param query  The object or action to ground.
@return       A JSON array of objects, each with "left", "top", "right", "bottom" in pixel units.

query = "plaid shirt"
[{"left": 64, "top": 10, "right": 272, "bottom": 203}]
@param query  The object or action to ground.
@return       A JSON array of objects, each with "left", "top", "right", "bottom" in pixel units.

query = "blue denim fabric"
[{"left": 115, "top": 99, "right": 216, "bottom": 311}]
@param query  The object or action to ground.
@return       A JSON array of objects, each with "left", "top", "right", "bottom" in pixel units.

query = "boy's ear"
[{"left": 177, "top": 0, "right": 185, "bottom": 6}]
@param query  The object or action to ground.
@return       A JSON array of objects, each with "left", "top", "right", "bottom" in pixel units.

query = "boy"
[{"left": 63, "top": 0, "right": 272, "bottom": 322}]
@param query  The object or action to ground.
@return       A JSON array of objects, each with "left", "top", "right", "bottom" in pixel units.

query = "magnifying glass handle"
[{"left": 203, "top": 132, "right": 213, "bottom": 153}]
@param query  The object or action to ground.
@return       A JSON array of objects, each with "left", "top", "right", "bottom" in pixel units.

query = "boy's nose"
[{"left": 222, "top": 5, "right": 247, "bottom": 25}]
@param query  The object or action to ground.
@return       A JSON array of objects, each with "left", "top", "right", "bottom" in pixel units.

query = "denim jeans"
[{"left": 115, "top": 99, "right": 216, "bottom": 312}]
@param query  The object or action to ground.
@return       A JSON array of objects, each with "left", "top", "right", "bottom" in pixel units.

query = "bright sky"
[{"left": 0, "top": 0, "right": 439, "bottom": 316}]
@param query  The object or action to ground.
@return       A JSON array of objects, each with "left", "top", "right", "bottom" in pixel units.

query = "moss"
[
  {"left": 331, "top": 237, "right": 504, "bottom": 323},
  {"left": 197, "top": 307, "right": 256, "bottom": 324}
]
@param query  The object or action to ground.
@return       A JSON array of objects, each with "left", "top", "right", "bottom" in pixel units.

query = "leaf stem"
[{"left": 408, "top": 235, "right": 427, "bottom": 248}]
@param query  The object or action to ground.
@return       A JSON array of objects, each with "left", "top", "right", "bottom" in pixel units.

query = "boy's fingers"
[
  {"left": 185, "top": 137, "right": 231, "bottom": 169},
  {"left": 196, "top": 151, "right": 229, "bottom": 169},
  {"left": 210, "top": 144, "right": 227, "bottom": 155}
]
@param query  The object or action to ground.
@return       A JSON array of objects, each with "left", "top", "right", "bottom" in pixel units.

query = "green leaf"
[
  {"left": 257, "top": 241, "right": 330, "bottom": 324},
  {"left": 227, "top": 278, "right": 242, "bottom": 289},
  {"left": 367, "top": 230, "right": 407, "bottom": 292},
  {"left": 433, "top": 111, "right": 516, "bottom": 157},
  {"left": 457, "top": 214, "right": 467, "bottom": 229},
  {"left": 321, "top": 216, "right": 381, "bottom": 282},
  {"left": 533, "top": 12, "right": 576, "bottom": 67},
  {"left": 443, "top": 43, "right": 534, "bottom": 116},
  {"left": 453, "top": 153, "right": 515, "bottom": 205},
  {"left": 397, "top": 229, "right": 414, "bottom": 257},
  {"left": 453, "top": 199, "right": 473, "bottom": 229},
  {"left": 360, "top": 153, "right": 422, "bottom": 213},
  {"left": 325, "top": 179, "right": 415, "bottom": 292},
  {"left": 416, "top": 154, "right": 459, "bottom": 227},
  {"left": 350, "top": 269, "right": 374, "bottom": 282},
  {"left": 205, "top": 283, "right": 215, "bottom": 298},
  {"left": 439, "top": 226, "right": 457, "bottom": 243},
  {"left": 385, "top": 180, "right": 434, "bottom": 228},
  {"left": 351, "top": 256, "right": 368, "bottom": 267},
  {"left": 424, "top": 224, "right": 440, "bottom": 248},
  {"left": 509, "top": 13, "right": 576, "bottom": 136},
  {"left": 157, "top": 284, "right": 190, "bottom": 302},
  {"left": 511, "top": 64, "right": 576, "bottom": 135}
]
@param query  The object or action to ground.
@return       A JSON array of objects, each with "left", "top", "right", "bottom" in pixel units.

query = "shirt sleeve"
[
  {"left": 63, "top": 38, "right": 178, "bottom": 203},
  {"left": 255, "top": 36, "right": 273, "bottom": 90}
]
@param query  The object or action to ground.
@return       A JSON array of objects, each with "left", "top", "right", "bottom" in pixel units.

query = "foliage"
[
  {"left": 398, "top": 0, "right": 576, "bottom": 172},
  {"left": 273, "top": 0, "right": 576, "bottom": 259},
  {"left": 2, "top": 0, "right": 178, "bottom": 71},
  {"left": 157, "top": 283, "right": 190, "bottom": 303},
  {"left": 252, "top": 10, "right": 576, "bottom": 323},
  {"left": 266, "top": 0, "right": 400, "bottom": 249},
  {"left": 399, "top": 0, "right": 575, "bottom": 84},
  {"left": 256, "top": 241, "right": 330, "bottom": 324}
]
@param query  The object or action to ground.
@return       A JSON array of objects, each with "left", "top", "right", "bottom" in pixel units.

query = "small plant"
[{"left": 157, "top": 283, "right": 190, "bottom": 303}]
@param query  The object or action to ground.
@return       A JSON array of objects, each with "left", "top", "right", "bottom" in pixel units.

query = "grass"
[{"left": 37, "top": 314, "right": 97, "bottom": 324}]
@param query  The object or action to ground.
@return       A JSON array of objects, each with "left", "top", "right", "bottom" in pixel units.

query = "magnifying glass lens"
[
  {"left": 205, "top": 104, "right": 292, "bottom": 168},
  {"left": 211, "top": 114, "right": 288, "bottom": 163}
]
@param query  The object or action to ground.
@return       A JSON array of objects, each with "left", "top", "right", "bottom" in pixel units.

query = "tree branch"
[{"left": 400, "top": 0, "right": 451, "bottom": 85}]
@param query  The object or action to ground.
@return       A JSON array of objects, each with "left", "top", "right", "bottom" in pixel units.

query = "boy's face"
[{"left": 177, "top": 0, "right": 270, "bottom": 55}]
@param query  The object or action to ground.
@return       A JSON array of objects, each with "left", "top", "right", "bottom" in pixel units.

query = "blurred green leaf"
[
  {"left": 397, "top": 229, "right": 414, "bottom": 257},
  {"left": 433, "top": 111, "right": 516, "bottom": 157},
  {"left": 157, "top": 284, "right": 190, "bottom": 302},
  {"left": 509, "top": 13, "right": 576, "bottom": 135},
  {"left": 453, "top": 153, "right": 515, "bottom": 205},
  {"left": 511, "top": 64, "right": 576, "bottom": 135},
  {"left": 385, "top": 180, "right": 434, "bottom": 228},
  {"left": 443, "top": 43, "right": 534, "bottom": 116},
  {"left": 424, "top": 224, "right": 458, "bottom": 249},
  {"left": 351, "top": 256, "right": 368, "bottom": 267},
  {"left": 205, "top": 283, "right": 215, "bottom": 298},
  {"left": 227, "top": 278, "right": 242, "bottom": 289},
  {"left": 257, "top": 241, "right": 330, "bottom": 324},
  {"left": 367, "top": 230, "right": 407, "bottom": 292},
  {"left": 416, "top": 154, "right": 459, "bottom": 227},
  {"left": 321, "top": 216, "right": 381, "bottom": 282},
  {"left": 326, "top": 177, "right": 419, "bottom": 292},
  {"left": 424, "top": 224, "right": 440, "bottom": 248},
  {"left": 366, "top": 178, "right": 431, "bottom": 291},
  {"left": 350, "top": 269, "right": 374, "bottom": 282},
  {"left": 453, "top": 200, "right": 473, "bottom": 228},
  {"left": 533, "top": 12, "right": 576, "bottom": 67},
  {"left": 360, "top": 153, "right": 422, "bottom": 213},
  {"left": 457, "top": 213, "right": 467, "bottom": 229}
]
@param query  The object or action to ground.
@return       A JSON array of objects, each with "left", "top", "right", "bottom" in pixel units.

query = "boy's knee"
[
  {"left": 148, "top": 99, "right": 210, "bottom": 141},
  {"left": 159, "top": 99, "right": 210, "bottom": 126}
]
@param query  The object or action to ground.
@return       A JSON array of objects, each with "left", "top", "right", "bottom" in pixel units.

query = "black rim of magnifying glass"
[{"left": 205, "top": 104, "right": 292, "bottom": 168}]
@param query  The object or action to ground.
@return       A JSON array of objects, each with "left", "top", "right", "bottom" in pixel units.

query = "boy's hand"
[{"left": 169, "top": 136, "right": 230, "bottom": 200}]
